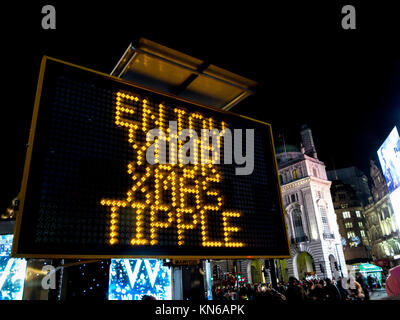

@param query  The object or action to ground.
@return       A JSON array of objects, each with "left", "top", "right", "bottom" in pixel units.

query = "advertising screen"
[
  {"left": 377, "top": 126, "right": 400, "bottom": 193},
  {"left": 108, "top": 259, "right": 171, "bottom": 300},
  {"left": 390, "top": 188, "right": 400, "bottom": 232},
  {"left": 0, "top": 235, "right": 27, "bottom": 300},
  {"left": 12, "top": 57, "right": 290, "bottom": 259}
]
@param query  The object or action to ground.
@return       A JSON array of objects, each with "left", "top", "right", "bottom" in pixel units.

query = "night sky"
[{"left": 1, "top": 2, "right": 399, "bottom": 213}]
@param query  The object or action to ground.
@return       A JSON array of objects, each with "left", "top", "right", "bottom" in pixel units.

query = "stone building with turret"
[
  {"left": 210, "top": 126, "right": 349, "bottom": 284},
  {"left": 273, "top": 125, "right": 348, "bottom": 281}
]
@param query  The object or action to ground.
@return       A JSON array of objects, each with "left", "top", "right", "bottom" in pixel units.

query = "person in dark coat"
[
  {"left": 309, "top": 280, "right": 325, "bottom": 301},
  {"left": 189, "top": 264, "right": 206, "bottom": 301},
  {"left": 246, "top": 284, "right": 255, "bottom": 300},
  {"left": 324, "top": 278, "right": 341, "bottom": 301},
  {"left": 285, "top": 277, "right": 306, "bottom": 301},
  {"left": 336, "top": 277, "right": 348, "bottom": 300}
]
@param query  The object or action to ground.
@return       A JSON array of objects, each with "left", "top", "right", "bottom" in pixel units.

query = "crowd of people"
[
  {"left": 143, "top": 265, "right": 400, "bottom": 301},
  {"left": 212, "top": 283, "right": 286, "bottom": 301},
  {"left": 211, "top": 271, "right": 390, "bottom": 301}
]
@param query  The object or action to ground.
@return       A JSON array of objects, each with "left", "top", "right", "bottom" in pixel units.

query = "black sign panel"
[{"left": 12, "top": 57, "right": 290, "bottom": 259}]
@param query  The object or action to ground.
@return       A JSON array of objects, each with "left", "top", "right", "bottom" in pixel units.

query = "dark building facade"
[
  {"left": 330, "top": 180, "right": 372, "bottom": 265},
  {"left": 327, "top": 167, "right": 371, "bottom": 206}
]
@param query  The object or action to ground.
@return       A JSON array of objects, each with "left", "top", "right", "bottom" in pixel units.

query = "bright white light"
[
  {"left": 108, "top": 259, "right": 172, "bottom": 300},
  {"left": 0, "top": 235, "right": 27, "bottom": 300},
  {"left": 377, "top": 126, "right": 400, "bottom": 193},
  {"left": 390, "top": 188, "right": 400, "bottom": 232}
]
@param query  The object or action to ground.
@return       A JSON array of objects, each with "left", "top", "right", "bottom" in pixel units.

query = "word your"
[
  {"left": 41, "top": 5, "right": 56, "bottom": 29},
  {"left": 100, "top": 91, "right": 246, "bottom": 248}
]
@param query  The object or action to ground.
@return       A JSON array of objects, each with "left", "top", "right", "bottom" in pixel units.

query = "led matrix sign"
[{"left": 13, "top": 57, "right": 290, "bottom": 259}]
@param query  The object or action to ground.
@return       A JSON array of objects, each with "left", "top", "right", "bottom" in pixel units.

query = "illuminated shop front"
[
  {"left": 108, "top": 259, "right": 172, "bottom": 300},
  {"left": 352, "top": 263, "right": 384, "bottom": 287},
  {"left": 0, "top": 234, "right": 27, "bottom": 300}
]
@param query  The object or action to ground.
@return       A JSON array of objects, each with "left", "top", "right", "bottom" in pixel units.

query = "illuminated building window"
[
  {"left": 345, "top": 222, "right": 353, "bottom": 228},
  {"left": 320, "top": 206, "right": 331, "bottom": 235},
  {"left": 358, "top": 222, "right": 363, "bottom": 228},
  {"left": 342, "top": 211, "right": 351, "bottom": 219},
  {"left": 298, "top": 167, "right": 303, "bottom": 177},
  {"left": 292, "top": 209, "right": 305, "bottom": 239},
  {"left": 355, "top": 211, "right": 362, "bottom": 218},
  {"left": 347, "top": 231, "right": 356, "bottom": 239},
  {"left": 360, "top": 230, "right": 366, "bottom": 238},
  {"left": 383, "top": 244, "right": 392, "bottom": 257},
  {"left": 292, "top": 169, "right": 298, "bottom": 180},
  {"left": 383, "top": 207, "right": 391, "bottom": 219},
  {"left": 394, "top": 242, "right": 400, "bottom": 255}
]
